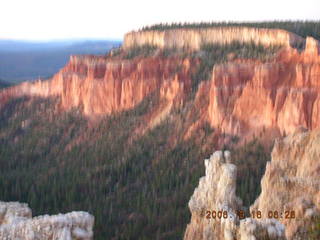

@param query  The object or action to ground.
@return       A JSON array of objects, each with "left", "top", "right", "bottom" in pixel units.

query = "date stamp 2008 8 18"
[{"left": 204, "top": 210, "right": 296, "bottom": 220}]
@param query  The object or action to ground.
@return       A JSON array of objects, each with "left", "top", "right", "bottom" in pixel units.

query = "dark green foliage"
[
  {"left": 2, "top": 21, "right": 318, "bottom": 239},
  {"left": 190, "top": 41, "right": 280, "bottom": 93},
  {"left": 0, "top": 96, "right": 207, "bottom": 240},
  {"left": 141, "top": 21, "right": 320, "bottom": 40},
  {"left": 231, "top": 140, "right": 271, "bottom": 208},
  {"left": 309, "top": 217, "right": 320, "bottom": 240},
  {"left": 0, "top": 40, "right": 283, "bottom": 240},
  {"left": 0, "top": 96, "right": 276, "bottom": 239},
  {"left": 124, "top": 45, "right": 158, "bottom": 59},
  {"left": 161, "top": 47, "right": 179, "bottom": 58},
  {"left": 122, "top": 42, "right": 280, "bottom": 96}
]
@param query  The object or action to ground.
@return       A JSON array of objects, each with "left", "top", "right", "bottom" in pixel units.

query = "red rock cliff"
[
  {"left": 1, "top": 33, "right": 320, "bottom": 142},
  {"left": 0, "top": 56, "right": 197, "bottom": 116},
  {"left": 208, "top": 37, "right": 320, "bottom": 139}
]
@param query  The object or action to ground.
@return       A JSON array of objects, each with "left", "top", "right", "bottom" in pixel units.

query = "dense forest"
[
  {"left": 0, "top": 41, "right": 274, "bottom": 238},
  {"left": 0, "top": 34, "right": 318, "bottom": 239},
  {"left": 140, "top": 21, "right": 320, "bottom": 40},
  {"left": 0, "top": 94, "right": 270, "bottom": 240}
]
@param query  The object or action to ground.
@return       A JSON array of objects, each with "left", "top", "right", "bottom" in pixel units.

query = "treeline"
[
  {"left": 124, "top": 41, "right": 280, "bottom": 63},
  {"left": 124, "top": 45, "right": 158, "bottom": 59},
  {"left": 122, "top": 41, "right": 280, "bottom": 93},
  {"left": 140, "top": 21, "right": 320, "bottom": 40},
  {"left": 191, "top": 41, "right": 280, "bottom": 93}
]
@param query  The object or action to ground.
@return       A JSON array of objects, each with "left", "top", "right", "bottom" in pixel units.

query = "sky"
[{"left": 0, "top": 0, "right": 319, "bottom": 41}]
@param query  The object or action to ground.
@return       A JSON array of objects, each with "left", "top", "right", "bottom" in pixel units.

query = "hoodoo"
[
  {"left": 208, "top": 37, "right": 320, "bottom": 139},
  {"left": 184, "top": 129, "right": 320, "bottom": 240}
]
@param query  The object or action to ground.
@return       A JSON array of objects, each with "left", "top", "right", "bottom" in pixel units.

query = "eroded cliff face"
[
  {"left": 184, "top": 151, "right": 286, "bottom": 240},
  {"left": 0, "top": 56, "right": 197, "bottom": 116},
  {"left": 0, "top": 31, "right": 319, "bottom": 143},
  {"left": 208, "top": 37, "right": 320, "bottom": 140},
  {"left": 0, "top": 201, "right": 94, "bottom": 240},
  {"left": 123, "top": 27, "right": 304, "bottom": 50},
  {"left": 251, "top": 127, "right": 320, "bottom": 239},
  {"left": 184, "top": 128, "right": 320, "bottom": 240}
]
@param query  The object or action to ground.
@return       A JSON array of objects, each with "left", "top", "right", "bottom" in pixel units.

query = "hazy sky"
[{"left": 0, "top": 0, "right": 319, "bottom": 41}]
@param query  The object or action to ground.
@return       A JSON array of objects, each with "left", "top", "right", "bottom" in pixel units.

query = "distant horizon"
[
  {"left": 0, "top": 38, "right": 123, "bottom": 43},
  {"left": 1, "top": 0, "right": 319, "bottom": 40},
  {"left": 2, "top": 19, "right": 320, "bottom": 42}
]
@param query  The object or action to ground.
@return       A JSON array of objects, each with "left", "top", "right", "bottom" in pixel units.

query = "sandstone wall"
[
  {"left": 0, "top": 33, "right": 319, "bottom": 142},
  {"left": 0, "top": 56, "right": 197, "bottom": 116},
  {"left": 251, "top": 127, "right": 320, "bottom": 239},
  {"left": 123, "top": 27, "right": 305, "bottom": 50},
  {"left": 208, "top": 37, "right": 320, "bottom": 139}
]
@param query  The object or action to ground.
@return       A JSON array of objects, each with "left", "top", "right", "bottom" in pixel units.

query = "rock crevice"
[
  {"left": 184, "top": 128, "right": 320, "bottom": 240},
  {"left": 184, "top": 151, "right": 286, "bottom": 240}
]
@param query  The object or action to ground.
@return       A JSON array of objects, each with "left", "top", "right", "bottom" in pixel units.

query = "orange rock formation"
[
  {"left": 0, "top": 56, "right": 196, "bottom": 116},
  {"left": 208, "top": 37, "right": 320, "bottom": 139},
  {"left": 0, "top": 30, "right": 319, "bottom": 142}
]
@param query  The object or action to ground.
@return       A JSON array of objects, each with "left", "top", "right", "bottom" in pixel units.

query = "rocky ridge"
[
  {"left": 184, "top": 128, "right": 320, "bottom": 240},
  {"left": 0, "top": 56, "right": 196, "bottom": 116},
  {"left": 208, "top": 37, "right": 320, "bottom": 141},
  {"left": 0, "top": 201, "right": 94, "bottom": 240},
  {"left": 123, "top": 27, "right": 305, "bottom": 50},
  {"left": 183, "top": 151, "right": 286, "bottom": 240},
  {"left": 251, "top": 127, "right": 320, "bottom": 239},
  {"left": 0, "top": 28, "right": 319, "bottom": 142}
]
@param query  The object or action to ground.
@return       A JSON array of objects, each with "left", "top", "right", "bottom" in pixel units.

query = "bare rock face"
[
  {"left": 208, "top": 37, "right": 320, "bottom": 141},
  {"left": 0, "top": 201, "right": 94, "bottom": 240},
  {"left": 239, "top": 218, "right": 285, "bottom": 240},
  {"left": 184, "top": 129, "right": 320, "bottom": 240},
  {"left": 184, "top": 151, "right": 241, "bottom": 240},
  {"left": 251, "top": 128, "right": 320, "bottom": 239},
  {"left": 184, "top": 151, "right": 286, "bottom": 240},
  {"left": 0, "top": 202, "right": 32, "bottom": 225},
  {"left": 0, "top": 30, "right": 319, "bottom": 144},
  {"left": 305, "top": 37, "right": 320, "bottom": 55},
  {"left": 123, "top": 27, "right": 305, "bottom": 50},
  {"left": 0, "top": 56, "right": 196, "bottom": 116}
]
